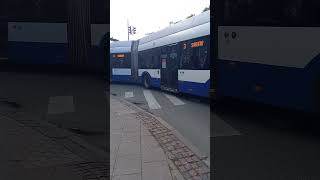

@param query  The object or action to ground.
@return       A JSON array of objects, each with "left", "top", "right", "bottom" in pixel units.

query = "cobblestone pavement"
[
  {"left": 112, "top": 96, "right": 210, "bottom": 180},
  {"left": 0, "top": 107, "right": 107, "bottom": 180}
]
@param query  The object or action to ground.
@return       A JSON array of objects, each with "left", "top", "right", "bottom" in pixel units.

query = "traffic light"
[
  {"left": 133, "top": 27, "right": 136, "bottom": 34},
  {"left": 128, "top": 26, "right": 132, "bottom": 34}
]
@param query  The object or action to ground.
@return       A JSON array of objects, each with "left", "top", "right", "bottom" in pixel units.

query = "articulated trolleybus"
[
  {"left": 4, "top": 0, "right": 108, "bottom": 72},
  {"left": 111, "top": 10, "right": 210, "bottom": 97},
  {"left": 110, "top": 41, "right": 133, "bottom": 82},
  {"left": 215, "top": 0, "right": 320, "bottom": 112}
]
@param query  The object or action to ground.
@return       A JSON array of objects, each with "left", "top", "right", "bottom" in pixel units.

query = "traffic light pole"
[{"left": 127, "top": 19, "right": 130, "bottom": 41}]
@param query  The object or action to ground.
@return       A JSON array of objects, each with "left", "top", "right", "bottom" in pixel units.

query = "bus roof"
[
  {"left": 110, "top": 41, "right": 132, "bottom": 53},
  {"left": 138, "top": 10, "right": 210, "bottom": 51}
]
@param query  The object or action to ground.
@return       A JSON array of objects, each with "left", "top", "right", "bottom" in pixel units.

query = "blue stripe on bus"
[
  {"left": 216, "top": 56, "right": 320, "bottom": 112},
  {"left": 112, "top": 75, "right": 132, "bottom": 82},
  {"left": 8, "top": 41, "right": 68, "bottom": 64},
  {"left": 178, "top": 80, "right": 210, "bottom": 97},
  {"left": 150, "top": 78, "right": 161, "bottom": 88}
]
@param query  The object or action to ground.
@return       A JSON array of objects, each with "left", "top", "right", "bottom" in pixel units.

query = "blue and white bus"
[
  {"left": 3, "top": 0, "right": 108, "bottom": 72},
  {"left": 110, "top": 41, "right": 133, "bottom": 82},
  {"left": 214, "top": 0, "right": 320, "bottom": 112},
  {"left": 110, "top": 10, "right": 210, "bottom": 97}
]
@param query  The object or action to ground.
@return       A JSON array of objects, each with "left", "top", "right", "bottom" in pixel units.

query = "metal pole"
[{"left": 127, "top": 19, "right": 129, "bottom": 41}]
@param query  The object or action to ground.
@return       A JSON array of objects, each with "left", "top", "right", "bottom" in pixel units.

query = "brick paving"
[{"left": 118, "top": 98, "right": 210, "bottom": 180}]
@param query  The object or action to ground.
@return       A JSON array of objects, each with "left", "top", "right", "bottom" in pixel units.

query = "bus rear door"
[{"left": 160, "top": 44, "right": 179, "bottom": 92}]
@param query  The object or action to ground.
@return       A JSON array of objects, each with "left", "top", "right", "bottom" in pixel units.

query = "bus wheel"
[{"left": 143, "top": 75, "right": 151, "bottom": 89}]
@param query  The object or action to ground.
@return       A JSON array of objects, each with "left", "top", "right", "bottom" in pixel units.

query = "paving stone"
[
  {"left": 176, "top": 153, "right": 183, "bottom": 159},
  {"left": 142, "top": 146, "right": 167, "bottom": 163},
  {"left": 192, "top": 155, "right": 200, "bottom": 161},
  {"left": 192, "top": 176, "right": 202, "bottom": 180},
  {"left": 167, "top": 145, "right": 174, "bottom": 150},
  {"left": 142, "top": 161, "right": 172, "bottom": 180},
  {"left": 184, "top": 163, "right": 192, "bottom": 171},
  {"left": 123, "top": 120, "right": 140, "bottom": 133},
  {"left": 178, "top": 165, "right": 187, "bottom": 172},
  {"left": 166, "top": 151, "right": 175, "bottom": 160},
  {"left": 198, "top": 166, "right": 210, "bottom": 174},
  {"left": 171, "top": 169, "right": 185, "bottom": 180},
  {"left": 186, "top": 157, "right": 193, "bottom": 163},
  {"left": 113, "top": 155, "right": 141, "bottom": 176},
  {"left": 182, "top": 171, "right": 192, "bottom": 179},
  {"left": 117, "top": 141, "right": 140, "bottom": 157},
  {"left": 112, "top": 173, "right": 141, "bottom": 180},
  {"left": 141, "top": 135, "right": 159, "bottom": 148},
  {"left": 202, "top": 173, "right": 210, "bottom": 180},
  {"left": 141, "top": 126, "right": 151, "bottom": 136},
  {"left": 121, "top": 132, "right": 140, "bottom": 143},
  {"left": 110, "top": 119, "right": 125, "bottom": 130},
  {"left": 174, "top": 160, "right": 181, "bottom": 166},
  {"left": 191, "top": 163, "right": 198, "bottom": 169},
  {"left": 190, "top": 169, "right": 198, "bottom": 176}
]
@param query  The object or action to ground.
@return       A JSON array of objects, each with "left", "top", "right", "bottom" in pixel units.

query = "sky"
[{"left": 110, "top": 0, "right": 210, "bottom": 41}]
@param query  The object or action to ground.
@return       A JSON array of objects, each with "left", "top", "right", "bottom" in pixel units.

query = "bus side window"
[
  {"left": 138, "top": 53, "right": 144, "bottom": 69},
  {"left": 112, "top": 56, "right": 120, "bottom": 68},
  {"left": 143, "top": 52, "right": 146, "bottom": 68},
  {"left": 146, "top": 50, "right": 152, "bottom": 69},
  {"left": 180, "top": 41, "right": 191, "bottom": 69},
  {"left": 204, "top": 37, "right": 210, "bottom": 69},
  {"left": 191, "top": 44, "right": 200, "bottom": 69},
  {"left": 123, "top": 54, "right": 131, "bottom": 68},
  {"left": 151, "top": 49, "right": 159, "bottom": 69}
]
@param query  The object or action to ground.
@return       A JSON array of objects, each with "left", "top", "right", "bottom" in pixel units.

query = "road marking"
[
  {"left": 48, "top": 96, "right": 75, "bottom": 114},
  {"left": 143, "top": 90, "right": 161, "bottom": 110},
  {"left": 164, "top": 93, "right": 185, "bottom": 106},
  {"left": 125, "top": 91, "right": 134, "bottom": 98},
  {"left": 212, "top": 114, "right": 241, "bottom": 137}
]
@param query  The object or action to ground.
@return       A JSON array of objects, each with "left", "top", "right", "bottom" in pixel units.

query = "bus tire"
[{"left": 143, "top": 75, "right": 151, "bottom": 89}]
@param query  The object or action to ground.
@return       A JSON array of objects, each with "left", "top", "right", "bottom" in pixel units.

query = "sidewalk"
[
  {"left": 0, "top": 108, "right": 107, "bottom": 179},
  {"left": 110, "top": 97, "right": 177, "bottom": 180},
  {"left": 110, "top": 96, "right": 210, "bottom": 180}
]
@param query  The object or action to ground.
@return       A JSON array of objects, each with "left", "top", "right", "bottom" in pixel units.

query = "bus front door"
[{"left": 160, "top": 45, "right": 178, "bottom": 92}]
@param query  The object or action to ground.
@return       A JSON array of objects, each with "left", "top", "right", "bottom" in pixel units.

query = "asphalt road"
[
  {"left": 0, "top": 70, "right": 108, "bottom": 151},
  {"left": 212, "top": 99, "right": 320, "bottom": 180},
  {"left": 110, "top": 83, "right": 210, "bottom": 158}
]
